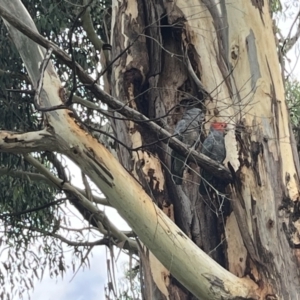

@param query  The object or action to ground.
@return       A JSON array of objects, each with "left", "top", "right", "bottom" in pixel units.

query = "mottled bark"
[
  {"left": 110, "top": 0, "right": 300, "bottom": 299},
  {"left": 2, "top": 0, "right": 300, "bottom": 298},
  {"left": 2, "top": 1, "right": 261, "bottom": 299}
]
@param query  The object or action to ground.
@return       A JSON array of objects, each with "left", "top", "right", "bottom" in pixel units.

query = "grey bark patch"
[{"left": 246, "top": 30, "right": 261, "bottom": 91}]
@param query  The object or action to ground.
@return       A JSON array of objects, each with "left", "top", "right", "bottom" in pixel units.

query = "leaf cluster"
[{"left": 0, "top": 0, "right": 112, "bottom": 297}]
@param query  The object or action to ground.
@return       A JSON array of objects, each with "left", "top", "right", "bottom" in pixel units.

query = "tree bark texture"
[
  {"left": 1, "top": 0, "right": 300, "bottom": 299},
  {"left": 110, "top": 0, "right": 300, "bottom": 299},
  {"left": 1, "top": 0, "right": 262, "bottom": 299}
]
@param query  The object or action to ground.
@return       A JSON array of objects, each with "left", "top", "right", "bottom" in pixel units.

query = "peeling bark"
[
  {"left": 2, "top": 0, "right": 300, "bottom": 299},
  {"left": 1, "top": 1, "right": 264, "bottom": 299},
  {"left": 109, "top": 0, "right": 300, "bottom": 298}
]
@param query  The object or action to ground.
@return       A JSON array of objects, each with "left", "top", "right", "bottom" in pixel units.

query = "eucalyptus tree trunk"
[
  {"left": 1, "top": 0, "right": 300, "bottom": 299},
  {"left": 110, "top": 0, "right": 300, "bottom": 299}
]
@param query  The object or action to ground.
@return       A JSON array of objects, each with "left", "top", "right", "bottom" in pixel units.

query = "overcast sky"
[
  {"left": 29, "top": 161, "right": 131, "bottom": 300},
  {"left": 30, "top": 225, "right": 131, "bottom": 300},
  {"left": 31, "top": 247, "right": 107, "bottom": 300}
]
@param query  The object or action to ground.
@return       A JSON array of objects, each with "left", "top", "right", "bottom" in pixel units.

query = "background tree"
[{"left": 0, "top": 0, "right": 300, "bottom": 299}]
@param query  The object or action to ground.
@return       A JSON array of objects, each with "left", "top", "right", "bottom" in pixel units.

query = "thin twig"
[
  {"left": 34, "top": 47, "right": 67, "bottom": 112},
  {"left": 66, "top": 0, "right": 94, "bottom": 106},
  {"left": 0, "top": 198, "right": 66, "bottom": 219}
]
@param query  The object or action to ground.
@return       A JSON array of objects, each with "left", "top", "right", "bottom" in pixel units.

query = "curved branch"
[
  {"left": 184, "top": 49, "right": 211, "bottom": 99},
  {"left": 24, "top": 154, "right": 137, "bottom": 251},
  {"left": 201, "top": 0, "right": 228, "bottom": 63},
  {"left": 81, "top": 0, "right": 104, "bottom": 52},
  {"left": 21, "top": 224, "right": 110, "bottom": 247},
  {"left": 0, "top": 199, "right": 65, "bottom": 218},
  {"left": 0, "top": 5, "right": 232, "bottom": 181},
  {"left": 281, "top": 9, "right": 300, "bottom": 53},
  {"left": 0, "top": 167, "right": 109, "bottom": 206}
]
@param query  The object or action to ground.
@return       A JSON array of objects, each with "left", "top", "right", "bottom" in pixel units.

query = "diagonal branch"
[
  {"left": 20, "top": 224, "right": 112, "bottom": 247},
  {"left": 281, "top": 9, "right": 300, "bottom": 53},
  {"left": 81, "top": 0, "right": 104, "bottom": 52},
  {"left": 24, "top": 154, "right": 137, "bottom": 251},
  {"left": 0, "top": 4, "right": 232, "bottom": 181},
  {"left": 0, "top": 166, "right": 109, "bottom": 206},
  {"left": 0, "top": 199, "right": 65, "bottom": 219},
  {"left": 0, "top": 128, "right": 57, "bottom": 153},
  {"left": 44, "top": 151, "right": 109, "bottom": 226}
]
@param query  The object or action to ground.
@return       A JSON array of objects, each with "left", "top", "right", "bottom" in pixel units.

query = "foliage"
[
  {"left": 286, "top": 79, "right": 300, "bottom": 126},
  {"left": 105, "top": 261, "right": 141, "bottom": 300},
  {"left": 0, "top": 0, "right": 112, "bottom": 298},
  {"left": 270, "top": 0, "right": 283, "bottom": 15}
]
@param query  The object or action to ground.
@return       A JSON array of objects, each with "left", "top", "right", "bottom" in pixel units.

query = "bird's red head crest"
[{"left": 211, "top": 122, "right": 227, "bottom": 132}]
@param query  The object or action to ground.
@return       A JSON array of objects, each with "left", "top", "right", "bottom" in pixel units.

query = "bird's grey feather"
[
  {"left": 201, "top": 128, "right": 226, "bottom": 163},
  {"left": 199, "top": 125, "right": 226, "bottom": 194},
  {"left": 171, "top": 108, "right": 204, "bottom": 185}
]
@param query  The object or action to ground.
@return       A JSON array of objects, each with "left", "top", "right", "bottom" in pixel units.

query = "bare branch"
[
  {"left": 20, "top": 224, "right": 110, "bottom": 247},
  {"left": 81, "top": 171, "right": 93, "bottom": 201},
  {"left": 6, "top": 89, "right": 34, "bottom": 95},
  {"left": 0, "top": 5, "right": 232, "bottom": 181},
  {"left": 24, "top": 154, "right": 138, "bottom": 251},
  {"left": 81, "top": 0, "right": 104, "bottom": 52},
  {"left": 281, "top": 9, "right": 300, "bottom": 53},
  {"left": 0, "top": 199, "right": 65, "bottom": 219},
  {"left": 0, "top": 167, "right": 109, "bottom": 206},
  {"left": 184, "top": 47, "right": 211, "bottom": 99},
  {"left": 33, "top": 47, "right": 66, "bottom": 112}
]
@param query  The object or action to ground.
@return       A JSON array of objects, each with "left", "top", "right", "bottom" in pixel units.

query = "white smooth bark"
[{"left": 0, "top": 129, "right": 56, "bottom": 153}]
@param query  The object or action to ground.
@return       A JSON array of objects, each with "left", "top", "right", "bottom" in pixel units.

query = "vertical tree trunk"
[{"left": 110, "top": 0, "right": 300, "bottom": 298}]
